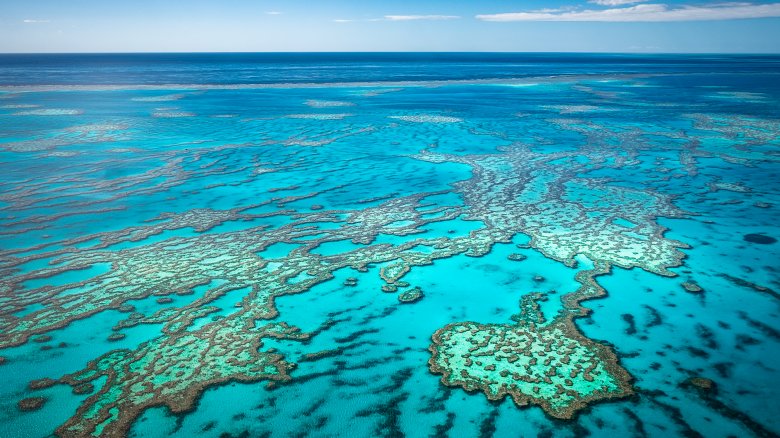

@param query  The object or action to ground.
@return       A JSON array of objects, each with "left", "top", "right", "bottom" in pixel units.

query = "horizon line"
[{"left": 2, "top": 50, "right": 780, "bottom": 55}]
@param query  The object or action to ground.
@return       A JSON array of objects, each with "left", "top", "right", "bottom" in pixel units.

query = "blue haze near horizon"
[{"left": 0, "top": 53, "right": 779, "bottom": 86}]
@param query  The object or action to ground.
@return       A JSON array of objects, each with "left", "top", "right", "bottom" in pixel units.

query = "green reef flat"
[{"left": 0, "top": 55, "right": 779, "bottom": 437}]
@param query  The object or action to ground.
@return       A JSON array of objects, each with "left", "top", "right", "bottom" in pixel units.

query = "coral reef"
[
  {"left": 3, "top": 77, "right": 778, "bottom": 436},
  {"left": 430, "top": 265, "right": 634, "bottom": 420},
  {"left": 18, "top": 397, "right": 47, "bottom": 411},
  {"left": 398, "top": 287, "right": 424, "bottom": 304},
  {"left": 682, "top": 281, "right": 704, "bottom": 294},
  {"left": 0, "top": 124, "right": 691, "bottom": 432}
]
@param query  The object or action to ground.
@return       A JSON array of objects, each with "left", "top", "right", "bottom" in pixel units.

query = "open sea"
[{"left": 0, "top": 53, "right": 778, "bottom": 438}]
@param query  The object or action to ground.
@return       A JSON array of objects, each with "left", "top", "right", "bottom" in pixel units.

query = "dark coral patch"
[
  {"left": 743, "top": 233, "right": 777, "bottom": 244},
  {"left": 107, "top": 333, "right": 126, "bottom": 342},
  {"left": 29, "top": 378, "right": 57, "bottom": 390},
  {"left": 507, "top": 253, "right": 527, "bottom": 262},
  {"left": 72, "top": 383, "right": 95, "bottom": 395},
  {"left": 398, "top": 286, "right": 424, "bottom": 304},
  {"left": 18, "top": 397, "right": 47, "bottom": 412},
  {"left": 684, "top": 377, "right": 717, "bottom": 394},
  {"left": 681, "top": 281, "right": 704, "bottom": 294}
]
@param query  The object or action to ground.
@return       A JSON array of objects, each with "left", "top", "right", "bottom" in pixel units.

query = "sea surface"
[{"left": 0, "top": 53, "right": 778, "bottom": 438}]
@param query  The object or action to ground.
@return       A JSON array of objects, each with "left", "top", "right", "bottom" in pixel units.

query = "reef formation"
[{"left": 1, "top": 75, "right": 778, "bottom": 437}]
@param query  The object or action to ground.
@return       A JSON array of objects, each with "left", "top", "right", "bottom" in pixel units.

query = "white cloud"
[
  {"left": 476, "top": 2, "right": 780, "bottom": 22},
  {"left": 382, "top": 15, "right": 460, "bottom": 21},
  {"left": 23, "top": 19, "right": 50, "bottom": 23},
  {"left": 334, "top": 15, "right": 460, "bottom": 23},
  {"left": 589, "top": 0, "right": 647, "bottom": 5},
  {"left": 266, "top": 11, "right": 282, "bottom": 15}
]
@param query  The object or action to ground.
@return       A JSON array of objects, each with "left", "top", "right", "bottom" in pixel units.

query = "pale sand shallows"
[
  {"left": 13, "top": 109, "right": 82, "bottom": 116},
  {"left": 0, "top": 73, "right": 655, "bottom": 93},
  {"left": 304, "top": 99, "right": 356, "bottom": 108},
  {"left": 285, "top": 113, "right": 353, "bottom": 120},
  {"left": 152, "top": 111, "right": 197, "bottom": 118},
  {"left": 389, "top": 115, "right": 462, "bottom": 123}
]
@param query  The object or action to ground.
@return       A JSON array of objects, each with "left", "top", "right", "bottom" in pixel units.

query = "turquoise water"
[{"left": 0, "top": 54, "right": 778, "bottom": 437}]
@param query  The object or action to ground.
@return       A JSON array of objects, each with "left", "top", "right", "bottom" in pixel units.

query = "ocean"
[{"left": 0, "top": 53, "right": 778, "bottom": 437}]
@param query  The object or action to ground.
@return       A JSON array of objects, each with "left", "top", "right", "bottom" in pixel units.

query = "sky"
[{"left": 1, "top": 0, "right": 780, "bottom": 53}]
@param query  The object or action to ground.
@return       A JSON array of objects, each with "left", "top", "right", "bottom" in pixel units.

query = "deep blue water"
[
  {"left": 1, "top": 52, "right": 779, "bottom": 85},
  {"left": 0, "top": 54, "right": 778, "bottom": 438}
]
